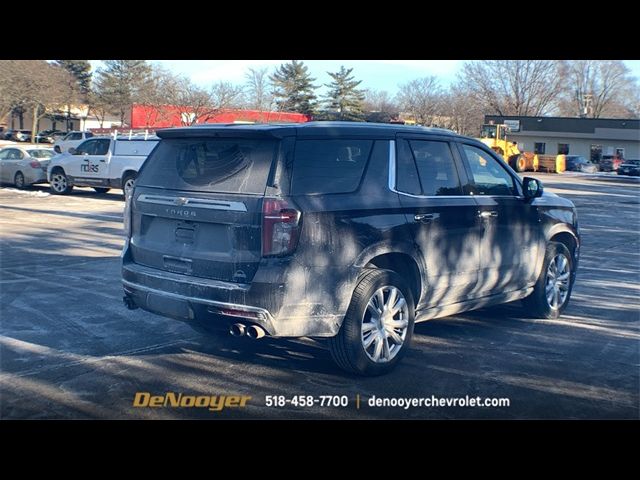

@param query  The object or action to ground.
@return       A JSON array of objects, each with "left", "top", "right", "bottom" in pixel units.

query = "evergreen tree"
[
  {"left": 55, "top": 60, "right": 92, "bottom": 95},
  {"left": 269, "top": 60, "right": 318, "bottom": 115},
  {"left": 94, "top": 60, "right": 152, "bottom": 126},
  {"left": 323, "top": 66, "right": 365, "bottom": 121}
]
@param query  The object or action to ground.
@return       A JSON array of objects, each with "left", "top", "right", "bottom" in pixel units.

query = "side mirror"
[
  {"left": 523, "top": 177, "right": 543, "bottom": 200},
  {"left": 68, "top": 147, "right": 76, "bottom": 155}
]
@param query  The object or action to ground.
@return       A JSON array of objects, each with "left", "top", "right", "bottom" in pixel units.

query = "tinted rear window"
[
  {"left": 291, "top": 139, "right": 373, "bottom": 195},
  {"left": 136, "top": 138, "right": 277, "bottom": 194}
]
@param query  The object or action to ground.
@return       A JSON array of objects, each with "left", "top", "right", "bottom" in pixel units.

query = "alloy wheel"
[{"left": 361, "top": 286, "right": 409, "bottom": 363}]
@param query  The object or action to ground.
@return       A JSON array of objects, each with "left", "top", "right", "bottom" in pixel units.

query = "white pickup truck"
[{"left": 48, "top": 135, "right": 159, "bottom": 196}]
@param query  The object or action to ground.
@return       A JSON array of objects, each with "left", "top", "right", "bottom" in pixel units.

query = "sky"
[{"left": 90, "top": 60, "right": 640, "bottom": 96}]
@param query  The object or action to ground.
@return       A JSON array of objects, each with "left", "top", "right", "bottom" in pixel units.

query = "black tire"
[
  {"left": 328, "top": 269, "right": 415, "bottom": 376},
  {"left": 122, "top": 172, "right": 136, "bottom": 198},
  {"left": 14, "top": 171, "right": 25, "bottom": 189},
  {"left": 522, "top": 242, "right": 574, "bottom": 319},
  {"left": 49, "top": 169, "right": 73, "bottom": 195},
  {"left": 508, "top": 154, "right": 525, "bottom": 173},
  {"left": 93, "top": 187, "right": 111, "bottom": 194}
]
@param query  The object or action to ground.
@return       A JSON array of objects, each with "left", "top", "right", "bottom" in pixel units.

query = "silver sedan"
[{"left": 0, "top": 146, "right": 55, "bottom": 188}]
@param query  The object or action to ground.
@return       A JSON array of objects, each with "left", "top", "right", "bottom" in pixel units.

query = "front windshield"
[
  {"left": 27, "top": 149, "right": 54, "bottom": 158},
  {"left": 480, "top": 125, "right": 497, "bottom": 139}
]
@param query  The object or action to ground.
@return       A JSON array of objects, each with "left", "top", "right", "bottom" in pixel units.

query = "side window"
[
  {"left": 6, "top": 149, "right": 24, "bottom": 160},
  {"left": 85, "top": 132, "right": 94, "bottom": 138},
  {"left": 75, "top": 139, "right": 96, "bottom": 155},
  {"left": 94, "top": 139, "right": 110, "bottom": 156},
  {"left": 409, "top": 140, "right": 462, "bottom": 196},
  {"left": 460, "top": 144, "right": 517, "bottom": 196},
  {"left": 395, "top": 140, "right": 421, "bottom": 195},
  {"left": 63, "top": 133, "right": 73, "bottom": 141},
  {"left": 0, "top": 149, "right": 10, "bottom": 160},
  {"left": 70, "top": 132, "right": 82, "bottom": 141},
  {"left": 291, "top": 139, "right": 373, "bottom": 195}
]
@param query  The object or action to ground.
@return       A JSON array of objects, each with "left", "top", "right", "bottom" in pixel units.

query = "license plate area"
[{"left": 146, "top": 293, "right": 193, "bottom": 320}]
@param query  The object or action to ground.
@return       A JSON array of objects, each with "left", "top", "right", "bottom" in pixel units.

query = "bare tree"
[
  {"left": 396, "top": 76, "right": 443, "bottom": 125},
  {"left": 440, "top": 82, "right": 485, "bottom": 136},
  {"left": 458, "top": 60, "right": 564, "bottom": 116},
  {"left": 167, "top": 78, "right": 244, "bottom": 126},
  {"left": 244, "top": 67, "right": 272, "bottom": 111},
  {"left": 210, "top": 81, "right": 244, "bottom": 110},
  {"left": 135, "top": 64, "right": 180, "bottom": 127},
  {"left": 86, "top": 89, "right": 111, "bottom": 128},
  {"left": 556, "top": 60, "right": 639, "bottom": 118},
  {"left": 0, "top": 60, "right": 71, "bottom": 136},
  {"left": 0, "top": 60, "right": 22, "bottom": 122},
  {"left": 362, "top": 89, "right": 399, "bottom": 122}
]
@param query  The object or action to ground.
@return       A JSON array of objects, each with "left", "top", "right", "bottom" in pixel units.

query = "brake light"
[
  {"left": 29, "top": 161, "right": 40, "bottom": 168},
  {"left": 262, "top": 199, "right": 301, "bottom": 257}
]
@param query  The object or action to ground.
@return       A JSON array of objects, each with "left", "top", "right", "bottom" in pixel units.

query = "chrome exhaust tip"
[
  {"left": 230, "top": 323, "right": 246, "bottom": 337},
  {"left": 246, "top": 325, "right": 266, "bottom": 339}
]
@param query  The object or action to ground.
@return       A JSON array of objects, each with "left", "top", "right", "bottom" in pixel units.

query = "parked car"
[
  {"left": 34, "top": 129, "right": 66, "bottom": 144},
  {"left": 53, "top": 130, "right": 94, "bottom": 153},
  {"left": 121, "top": 122, "right": 581, "bottom": 376},
  {"left": 617, "top": 159, "right": 640, "bottom": 176},
  {"left": 0, "top": 145, "right": 55, "bottom": 188},
  {"left": 565, "top": 155, "right": 598, "bottom": 174},
  {"left": 4, "top": 129, "right": 32, "bottom": 142},
  {"left": 48, "top": 134, "right": 159, "bottom": 196},
  {"left": 599, "top": 154, "right": 623, "bottom": 172}
]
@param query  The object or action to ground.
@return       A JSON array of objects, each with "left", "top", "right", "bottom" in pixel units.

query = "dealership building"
[{"left": 484, "top": 115, "right": 640, "bottom": 161}]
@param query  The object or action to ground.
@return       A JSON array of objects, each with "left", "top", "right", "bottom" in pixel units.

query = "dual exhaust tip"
[{"left": 230, "top": 323, "right": 266, "bottom": 339}]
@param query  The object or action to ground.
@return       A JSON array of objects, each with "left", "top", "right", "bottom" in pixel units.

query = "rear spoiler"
[{"left": 156, "top": 125, "right": 297, "bottom": 139}]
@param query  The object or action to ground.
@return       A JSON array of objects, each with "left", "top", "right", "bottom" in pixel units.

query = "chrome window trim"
[
  {"left": 137, "top": 194, "right": 247, "bottom": 211},
  {"left": 388, "top": 139, "right": 524, "bottom": 200}
]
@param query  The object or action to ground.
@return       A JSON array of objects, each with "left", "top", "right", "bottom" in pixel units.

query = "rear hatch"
[{"left": 131, "top": 134, "right": 279, "bottom": 283}]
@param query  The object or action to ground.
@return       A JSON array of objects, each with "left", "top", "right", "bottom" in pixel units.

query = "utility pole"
[{"left": 583, "top": 93, "right": 593, "bottom": 118}]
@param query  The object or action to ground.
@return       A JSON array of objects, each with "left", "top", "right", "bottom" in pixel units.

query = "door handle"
[
  {"left": 414, "top": 213, "right": 440, "bottom": 223},
  {"left": 99, "top": 159, "right": 106, "bottom": 162},
  {"left": 478, "top": 211, "right": 499, "bottom": 219}
]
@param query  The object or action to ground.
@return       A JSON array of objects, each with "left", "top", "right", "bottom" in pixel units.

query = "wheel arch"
[
  {"left": 121, "top": 169, "right": 137, "bottom": 182},
  {"left": 354, "top": 243, "right": 423, "bottom": 305},
  {"left": 547, "top": 225, "right": 579, "bottom": 257}
]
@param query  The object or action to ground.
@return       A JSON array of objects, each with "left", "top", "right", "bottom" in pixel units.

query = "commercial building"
[{"left": 484, "top": 115, "right": 640, "bottom": 161}]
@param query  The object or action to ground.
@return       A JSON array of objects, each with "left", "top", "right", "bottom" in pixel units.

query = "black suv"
[{"left": 122, "top": 122, "right": 580, "bottom": 375}]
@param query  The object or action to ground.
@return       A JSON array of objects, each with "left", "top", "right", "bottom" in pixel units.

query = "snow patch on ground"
[{"left": 0, "top": 188, "right": 50, "bottom": 197}]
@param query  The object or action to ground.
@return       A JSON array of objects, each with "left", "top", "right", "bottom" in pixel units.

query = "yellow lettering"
[
  {"left": 149, "top": 396, "right": 164, "bottom": 407},
  {"left": 133, "top": 392, "right": 150, "bottom": 407},
  {"left": 208, "top": 396, "right": 225, "bottom": 411},
  {"left": 164, "top": 392, "right": 181, "bottom": 407}
]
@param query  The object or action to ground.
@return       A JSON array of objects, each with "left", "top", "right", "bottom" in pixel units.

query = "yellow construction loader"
[{"left": 479, "top": 123, "right": 534, "bottom": 172}]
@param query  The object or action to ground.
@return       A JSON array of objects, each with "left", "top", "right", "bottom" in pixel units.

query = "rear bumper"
[
  {"left": 122, "top": 256, "right": 350, "bottom": 337},
  {"left": 25, "top": 169, "right": 47, "bottom": 184}
]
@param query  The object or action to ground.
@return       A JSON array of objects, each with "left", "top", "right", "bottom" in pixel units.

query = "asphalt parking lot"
[{"left": 0, "top": 174, "right": 638, "bottom": 419}]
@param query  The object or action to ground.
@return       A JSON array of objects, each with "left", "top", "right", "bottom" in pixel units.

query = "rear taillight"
[
  {"left": 262, "top": 199, "right": 301, "bottom": 257},
  {"left": 29, "top": 161, "right": 40, "bottom": 168}
]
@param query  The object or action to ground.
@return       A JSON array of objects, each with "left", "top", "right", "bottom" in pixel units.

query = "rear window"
[
  {"left": 136, "top": 138, "right": 277, "bottom": 194},
  {"left": 27, "top": 149, "right": 54, "bottom": 158},
  {"left": 291, "top": 139, "right": 373, "bottom": 195}
]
